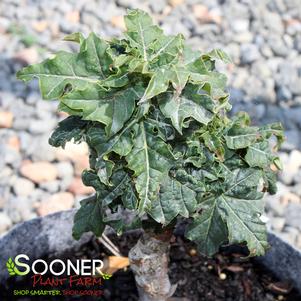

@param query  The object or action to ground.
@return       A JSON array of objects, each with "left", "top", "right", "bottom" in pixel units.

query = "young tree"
[{"left": 17, "top": 9, "right": 283, "bottom": 301}]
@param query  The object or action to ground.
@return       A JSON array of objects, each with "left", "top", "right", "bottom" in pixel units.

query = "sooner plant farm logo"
[
  {"left": 6, "top": 254, "right": 111, "bottom": 278},
  {"left": 6, "top": 257, "right": 26, "bottom": 276},
  {"left": 5, "top": 254, "right": 112, "bottom": 297}
]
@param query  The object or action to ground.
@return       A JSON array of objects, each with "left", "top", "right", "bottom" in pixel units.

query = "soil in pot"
[{"left": 1, "top": 232, "right": 300, "bottom": 301}]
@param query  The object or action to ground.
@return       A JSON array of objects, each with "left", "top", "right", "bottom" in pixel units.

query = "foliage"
[{"left": 17, "top": 9, "right": 283, "bottom": 257}]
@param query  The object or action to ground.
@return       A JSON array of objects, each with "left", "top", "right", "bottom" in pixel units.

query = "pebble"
[
  {"left": 168, "top": 0, "right": 184, "bottom": 7},
  {"left": 29, "top": 119, "right": 56, "bottom": 134},
  {"left": 264, "top": 11, "right": 284, "bottom": 34},
  {"left": 278, "top": 151, "right": 301, "bottom": 184},
  {"left": 0, "top": 111, "right": 13, "bottom": 128},
  {"left": 20, "top": 161, "right": 58, "bottom": 183},
  {"left": 14, "top": 47, "right": 39, "bottom": 65},
  {"left": 39, "top": 180, "right": 60, "bottom": 193},
  {"left": 271, "top": 217, "right": 286, "bottom": 232},
  {"left": 56, "top": 161, "right": 74, "bottom": 179},
  {"left": 231, "top": 19, "right": 249, "bottom": 33},
  {"left": 0, "top": 212, "right": 12, "bottom": 234},
  {"left": 29, "top": 136, "right": 56, "bottom": 161},
  {"left": 13, "top": 177, "right": 35, "bottom": 197},
  {"left": 5, "top": 197, "right": 34, "bottom": 223},
  {"left": 54, "top": 142, "right": 89, "bottom": 161},
  {"left": 68, "top": 177, "right": 94, "bottom": 196},
  {"left": 37, "top": 192, "right": 75, "bottom": 216},
  {"left": 277, "top": 85, "right": 292, "bottom": 101},
  {"left": 110, "top": 15, "right": 125, "bottom": 30},
  {"left": 284, "top": 203, "right": 301, "bottom": 231},
  {"left": 240, "top": 44, "right": 260, "bottom": 64}
]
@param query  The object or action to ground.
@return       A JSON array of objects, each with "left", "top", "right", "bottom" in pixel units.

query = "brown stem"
[{"left": 128, "top": 230, "right": 176, "bottom": 301}]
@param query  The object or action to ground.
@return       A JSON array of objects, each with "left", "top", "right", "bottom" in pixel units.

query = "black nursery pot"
[{"left": 0, "top": 210, "right": 301, "bottom": 301}]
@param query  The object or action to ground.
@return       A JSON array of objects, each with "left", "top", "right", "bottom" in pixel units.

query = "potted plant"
[{"left": 16, "top": 9, "right": 286, "bottom": 301}]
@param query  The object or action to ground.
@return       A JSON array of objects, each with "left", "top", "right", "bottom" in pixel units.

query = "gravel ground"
[{"left": 0, "top": 0, "right": 301, "bottom": 249}]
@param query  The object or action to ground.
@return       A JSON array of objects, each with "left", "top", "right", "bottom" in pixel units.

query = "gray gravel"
[{"left": 0, "top": 0, "right": 301, "bottom": 249}]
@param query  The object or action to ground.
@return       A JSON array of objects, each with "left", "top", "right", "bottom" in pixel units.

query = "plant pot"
[{"left": 0, "top": 210, "right": 301, "bottom": 300}]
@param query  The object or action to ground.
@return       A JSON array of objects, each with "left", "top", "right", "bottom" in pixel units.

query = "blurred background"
[{"left": 0, "top": 0, "right": 300, "bottom": 249}]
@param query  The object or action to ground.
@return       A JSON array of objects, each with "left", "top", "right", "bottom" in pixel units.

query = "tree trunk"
[{"left": 128, "top": 230, "right": 176, "bottom": 301}]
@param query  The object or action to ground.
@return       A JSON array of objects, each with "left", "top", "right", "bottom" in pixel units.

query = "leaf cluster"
[
  {"left": 17, "top": 9, "right": 283, "bottom": 256},
  {"left": 6, "top": 258, "right": 16, "bottom": 276}
]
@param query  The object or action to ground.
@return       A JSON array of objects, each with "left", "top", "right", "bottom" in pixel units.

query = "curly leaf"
[
  {"left": 186, "top": 168, "right": 267, "bottom": 256},
  {"left": 124, "top": 9, "right": 163, "bottom": 63},
  {"left": 17, "top": 33, "right": 113, "bottom": 99},
  {"left": 82, "top": 170, "right": 130, "bottom": 206},
  {"left": 121, "top": 184, "right": 139, "bottom": 210},
  {"left": 73, "top": 195, "right": 105, "bottom": 239},
  {"left": 245, "top": 141, "right": 275, "bottom": 168},
  {"left": 259, "top": 122, "right": 284, "bottom": 150},
  {"left": 186, "top": 198, "right": 228, "bottom": 256},
  {"left": 49, "top": 116, "right": 88, "bottom": 148},
  {"left": 85, "top": 122, "right": 134, "bottom": 158},
  {"left": 159, "top": 91, "right": 213, "bottom": 134},
  {"left": 225, "top": 126, "right": 259, "bottom": 149},
  {"left": 218, "top": 196, "right": 267, "bottom": 256},
  {"left": 126, "top": 121, "right": 174, "bottom": 213},
  {"left": 61, "top": 85, "right": 144, "bottom": 136},
  {"left": 148, "top": 177, "right": 197, "bottom": 224},
  {"left": 203, "top": 49, "right": 232, "bottom": 64}
]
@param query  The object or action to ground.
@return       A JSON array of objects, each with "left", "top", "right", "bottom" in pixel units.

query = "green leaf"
[
  {"left": 61, "top": 85, "right": 144, "bottom": 136},
  {"left": 82, "top": 170, "right": 130, "bottom": 206},
  {"left": 174, "top": 168, "right": 210, "bottom": 192},
  {"left": 203, "top": 49, "right": 232, "bottom": 64},
  {"left": 202, "top": 131, "right": 224, "bottom": 161},
  {"left": 225, "top": 126, "right": 259, "bottom": 149},
  {"left": 121, "top": 183, "right": 139, "bottom": 210},
  {"left": 49, "top": 116, "right": 87, "bottom": 148},
  {"left": 219, "top": 168, "right": 267, "bottom": 256},
  {"left": 97, "top": 159, "right": 114, "bottom": 186},
  {"left": 159, "top": 91, "right": 213, "bottom": 134},
  {"left": 188, "top": 66, "right": 228, "bottom": 100},
  {"left": 105, "top": 215, "right": 141, "bottom": 235},
  {"left": 245, "top": 141, "right": 273, "bottom": 168},
  {"left": 124, "top": 9, "right": 163, "bottom": 63},
  {"left": 186, "top": 168, "right": 267, "bottom": 256},
  {"left": 126, "top": 121, "right": 174, "bottom": 213},
  {"left": 85, "top": 121, "right": 134, "bottom": 158},
  {"left": 17, "top": 33, "right": 112, "bottom": 99},
  {"left": 148, "top": 177, "right": 197, "bottom": 224},
  {"left": 140, "top": 68, "right": 170, "bottom": 103},
  {"left": 149, "top": 34, "right": 184, "bottom": 67},
  {"left": 73, "top": 195, "right": 105, "bottom": 240},
  {"left": 259, "top": 122, "right": 284, "bottom": 150},
  {"left": 218, "top": 196, "right": 267, "bottom": 256},
  {"left": 263, "top": 169, "right": 277, "bottom": 195},
  {"left": 186, "top": 198, "right": 228, "bottom": 256}
]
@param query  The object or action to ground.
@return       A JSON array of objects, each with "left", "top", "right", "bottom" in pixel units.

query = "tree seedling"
[{"left": 17, "top": 9, "right": 284, "bottom": 301}]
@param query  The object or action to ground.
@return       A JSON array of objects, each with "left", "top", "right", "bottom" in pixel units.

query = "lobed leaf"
[
  {"left": 186, "top": 198, "right": 228, "bottom": 256},
  {"left": 126, "top": 121, "right": 175, "bottom": 213},
  {"left": 49, "top": 116, "right": 87, "bottom": 148},
  {"left": 148, "top": 177, "right": 197, "bottom": 224},
  {"left": 73, "top": 195, "right": 105, "bottom": 239},
  {"left": 159, "top": 91, "right": 213, "bottom": 134}
]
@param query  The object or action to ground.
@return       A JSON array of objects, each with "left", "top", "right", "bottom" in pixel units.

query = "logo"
[
  {"left": 6, "top": 254, "right": 112, "bottom": 279},
  {"left": 6, "top": 256, "right": 30, "bottom": 276},
  {"left": 5, "top": 254, "right": 112, "bottom": 298}
]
